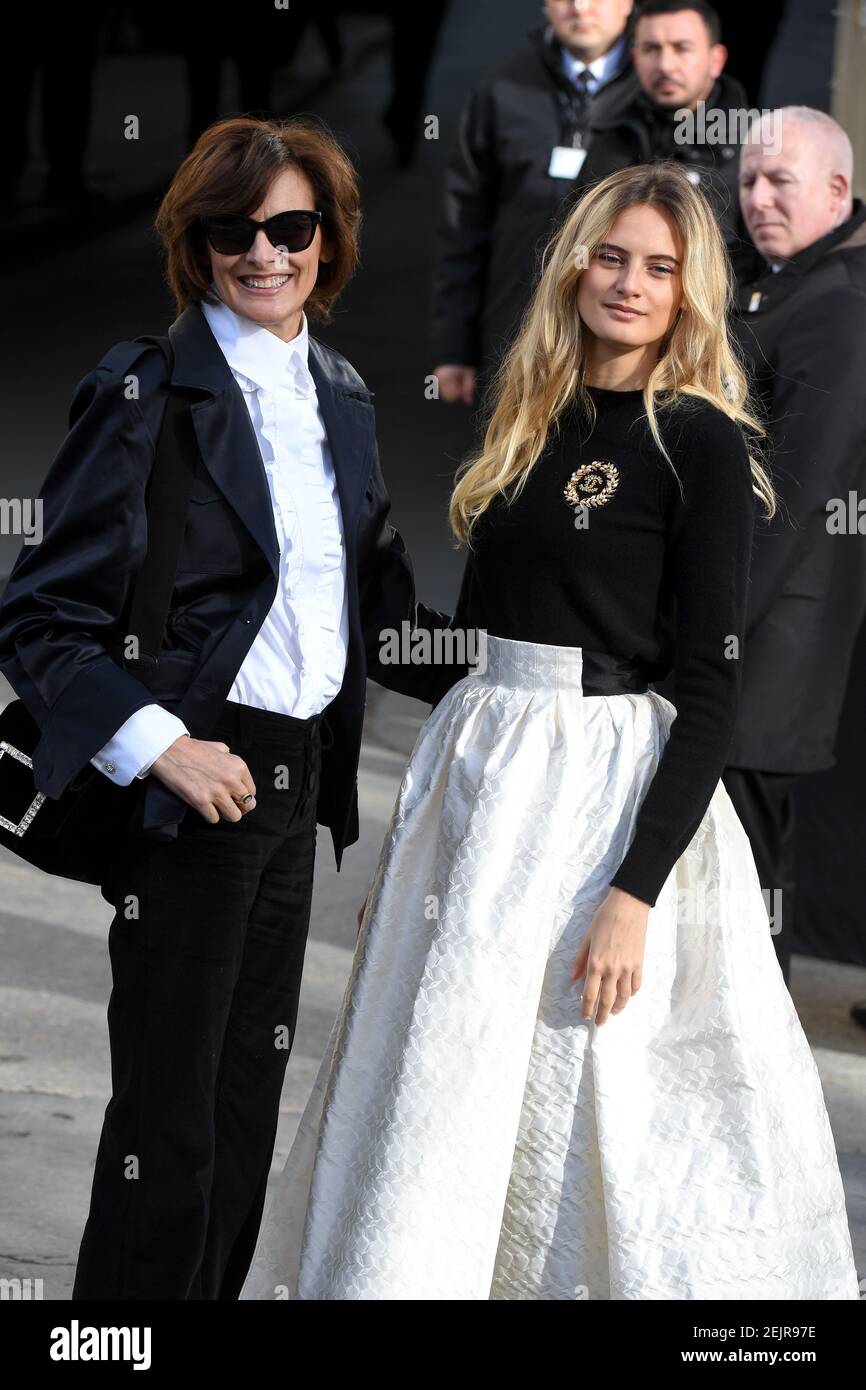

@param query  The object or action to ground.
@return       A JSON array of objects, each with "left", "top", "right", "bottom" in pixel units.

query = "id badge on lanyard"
[{"left": 548, "top": 129, "right": 588, "bottom": 180}]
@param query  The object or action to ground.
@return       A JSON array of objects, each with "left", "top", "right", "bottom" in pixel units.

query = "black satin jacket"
[{"left": 0, "top": 302, "right": 468, "bottom": 868}]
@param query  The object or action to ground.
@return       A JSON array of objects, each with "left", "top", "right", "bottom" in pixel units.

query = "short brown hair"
[{"left": 154, "top": 115, "right": 361, "bottom": 321}]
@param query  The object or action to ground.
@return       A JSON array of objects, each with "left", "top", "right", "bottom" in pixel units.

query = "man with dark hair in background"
[{"left": 570, "top": 1, "right": 753, "bottom": 278}]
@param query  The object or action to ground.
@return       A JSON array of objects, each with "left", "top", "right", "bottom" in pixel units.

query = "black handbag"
[{"left": 0, "top": 338, "right": 196, "bottom": 886}]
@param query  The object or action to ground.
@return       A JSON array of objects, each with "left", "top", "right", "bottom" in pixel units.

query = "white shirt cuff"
[{"left": 90, "top": 704, "right": 190, "bottom": 785}]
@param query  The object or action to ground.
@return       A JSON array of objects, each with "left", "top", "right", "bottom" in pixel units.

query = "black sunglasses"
[{"left": 200, "top": 209, "right": 323, "bottom": 256}]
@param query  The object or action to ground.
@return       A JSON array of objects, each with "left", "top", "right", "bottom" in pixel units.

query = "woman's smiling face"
[
  {"left": 577, "top": 203, "right": 684, "bottom": 356},
  {"left": 206, "top": 165, "right": 332, "bottom": 340}
]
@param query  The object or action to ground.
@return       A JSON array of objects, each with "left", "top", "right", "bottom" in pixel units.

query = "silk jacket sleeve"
[
  {"left": 0, "top": 362, "right": 165, "bottom": 799},
  {"left": 358, "top": 440, "right": 470, "bottom": 708}
]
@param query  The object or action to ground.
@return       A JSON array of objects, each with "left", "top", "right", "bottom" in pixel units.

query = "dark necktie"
[{"left": 570, "top": 67, "right": 594, "bottom": 124}]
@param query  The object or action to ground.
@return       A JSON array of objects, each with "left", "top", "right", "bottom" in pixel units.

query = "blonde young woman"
[{"left": 241, "top": 164, "right": 860, "bottom": 1301}]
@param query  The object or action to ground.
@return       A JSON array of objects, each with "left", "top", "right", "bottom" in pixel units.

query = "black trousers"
[
  {"left": 72, "top": 698, "right": 328, "bottom": 1300},
  {"left": 721, "top": 767, "right": 799, "bottom": 987}
]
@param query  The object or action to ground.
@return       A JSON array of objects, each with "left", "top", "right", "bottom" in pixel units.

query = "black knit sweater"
[{"left": 459, "top": 384, "right": 757, "bottom": 906}]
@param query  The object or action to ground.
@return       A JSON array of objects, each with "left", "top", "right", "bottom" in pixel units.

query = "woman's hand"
[
  {"left": 570, "top": 886, "right": 649, "bottom": 1026},
  {"left": 433, "top": 364, "right": 478, "bottom": 405},
  {"left": 150, "top": 735, "right": 257, "bottom": 823}
]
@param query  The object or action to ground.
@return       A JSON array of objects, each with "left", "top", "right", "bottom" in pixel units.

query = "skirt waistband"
[{"left": 471, "top": 634, "right": 653, "bottom": 695}]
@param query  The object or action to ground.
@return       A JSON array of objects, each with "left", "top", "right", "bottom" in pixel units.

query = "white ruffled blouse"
[
  {"left": 88, "top": 293, "right": 352, "bottom": 787},
  {"left": 200, "top": 295, "right": 350, "bottom": 720}
]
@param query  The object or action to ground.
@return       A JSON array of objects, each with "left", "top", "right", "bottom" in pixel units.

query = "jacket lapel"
[
  {"left": 307, "top": 336, "right": 376, "bottom": 547},
  {"left": 167, "top": 302, "right": 376, "bottom": 578},
  {"left": 189, "top": 387, "right": 280, "bottom": 577}
]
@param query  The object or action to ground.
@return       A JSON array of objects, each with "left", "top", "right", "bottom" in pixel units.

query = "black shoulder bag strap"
[{"left": 123, "top": 336, "right": 196, "bottom": 667}]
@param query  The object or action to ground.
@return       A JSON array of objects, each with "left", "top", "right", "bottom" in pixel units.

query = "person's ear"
[
  {"left": 829, "top": 171, "right": 850, "bottom": 210},
  {"left": 318, "top": 230, "right": 335, "bottom": 265}
]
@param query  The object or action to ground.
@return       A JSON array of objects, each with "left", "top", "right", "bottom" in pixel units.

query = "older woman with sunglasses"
[{"left": 0, "top": 115, "right": 465, "bottom": 1300}]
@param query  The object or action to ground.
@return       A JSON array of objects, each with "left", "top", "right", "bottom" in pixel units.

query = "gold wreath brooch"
[{"left": 563, "top": 460, "right": 620, "bottom": 511}]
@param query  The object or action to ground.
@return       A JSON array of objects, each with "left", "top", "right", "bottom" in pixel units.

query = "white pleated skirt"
[{"left": 240, "top": 634, "right": 860, "bottom": 1301}]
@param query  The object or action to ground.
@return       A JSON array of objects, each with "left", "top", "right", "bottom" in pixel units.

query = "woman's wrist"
[{"left": 608, "top": 884, "right": 652, "bottom": 913}]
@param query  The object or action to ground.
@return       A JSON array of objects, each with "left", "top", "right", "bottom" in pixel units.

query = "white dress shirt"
[
  {"left": 91, "top": 294, "right": 349, "bottom": 785},
  {"left": 560, "top": 32, "right": 627, "bottom": 95}
]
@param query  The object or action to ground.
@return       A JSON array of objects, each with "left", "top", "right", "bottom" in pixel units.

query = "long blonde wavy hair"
[{"left": 449, "top": 162, "right": 776, "bottom": 546}]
